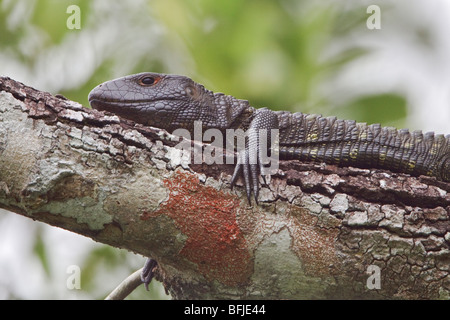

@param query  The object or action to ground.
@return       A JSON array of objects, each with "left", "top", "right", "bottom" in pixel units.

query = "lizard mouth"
[
  {"left": 88, "top": 97, "right": 179, "bottom": 127},
  {"left": 88, "top": 98, "right": 124, "bottom": 112},
  {"left": 88, "top": 96, "right": 179, "bottom": 111},
  {"left": 89, "top": 99, "right": 154, "bottom": 125}
]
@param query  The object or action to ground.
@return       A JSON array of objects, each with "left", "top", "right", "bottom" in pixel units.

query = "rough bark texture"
[{"left": 0, "top": 76, "right": 449, "bottom": 299}]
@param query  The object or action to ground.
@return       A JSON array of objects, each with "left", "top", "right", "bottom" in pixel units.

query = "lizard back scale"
[{"left": 88, "top": 72, "right": 450, "bottom": 202}]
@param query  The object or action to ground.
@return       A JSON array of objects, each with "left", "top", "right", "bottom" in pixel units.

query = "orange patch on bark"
[{"left": 143, "top": 171, "right": 252, "bottom": 286}]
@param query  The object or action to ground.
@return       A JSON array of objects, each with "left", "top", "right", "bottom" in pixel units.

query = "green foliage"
[
  {"left": 33, "top": 226, "right": 51, "bottom": 277},
  {"left": 335, "top": 93, "right": 408, "bottom": 128},
  {"left": 31, "top": 0, "right": 89, "bottom": 44},
  {"left": 150, "top": 0, "right": 368, "bottom": 112}
]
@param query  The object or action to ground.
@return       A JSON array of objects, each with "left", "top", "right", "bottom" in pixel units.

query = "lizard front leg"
[{"left": 230, "top": 108, "right": 279, "bottom": 204}]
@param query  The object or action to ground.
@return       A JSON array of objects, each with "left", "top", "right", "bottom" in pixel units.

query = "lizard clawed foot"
[
  {"left": 141, "top": 258, "right": 158, "bottom": 291},
  {"left": 230, "top": 148, "right": 263, "bottom": 205},
  {"left": 230, "top": 110, "right": 279, "bottom": 205}
]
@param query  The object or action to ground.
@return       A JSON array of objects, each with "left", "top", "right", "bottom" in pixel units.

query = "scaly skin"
[{"left": 89, "top": 72, "right": 450, "bottom": 202}]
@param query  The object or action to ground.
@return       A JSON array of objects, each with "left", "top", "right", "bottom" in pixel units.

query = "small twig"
[{"left": 105, "top": 268, "right": 143, "bottom": 300}]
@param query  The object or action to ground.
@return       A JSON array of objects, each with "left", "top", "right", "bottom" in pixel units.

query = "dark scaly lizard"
[
  {"left": 89, "top": 72, "right": 450, "bottom": 194},
  {"left": 88, "top": 72, "right": 450, "bottom": 289}
]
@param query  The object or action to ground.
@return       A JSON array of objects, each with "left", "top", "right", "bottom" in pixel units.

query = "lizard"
[
  {"left": 88, "top": 72, "right": 450, "bottom": 199},
  {"left": 88, "top": 72, "right": 449, "bottom": 289}
]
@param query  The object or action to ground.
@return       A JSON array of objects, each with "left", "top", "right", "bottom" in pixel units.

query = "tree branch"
[
  {"left": 0, "top": 76, "right": 449, "bottom": 299},
  {"left": 105, "top": 268, "right": 144, "bottom": 300}
]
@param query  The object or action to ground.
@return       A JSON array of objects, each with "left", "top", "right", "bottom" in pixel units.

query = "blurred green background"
[{"left": 0, "top": 0, "right": 449, "bottom": 299}]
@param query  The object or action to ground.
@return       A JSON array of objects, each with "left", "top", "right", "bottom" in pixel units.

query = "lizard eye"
[{"left": 139, "top": 76, "right": 159, "bottom": 86}]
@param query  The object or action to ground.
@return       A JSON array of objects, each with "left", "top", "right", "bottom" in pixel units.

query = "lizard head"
[{"left": 88, "top": 72, "right": 216, "bottom": 132}]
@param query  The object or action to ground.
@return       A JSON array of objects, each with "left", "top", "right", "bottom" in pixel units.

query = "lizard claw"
[
  {"left": 230, "top": 164, "right": 241, "bottom": 190},
  {"left": 251, "top": 164, "right": 259, "bottom": 204},
  {"left": 141, "top": 258, "right": 158, "bottom": 291},
  {"left": 230, "top": 148, "right": 260, "bottom": 205}
]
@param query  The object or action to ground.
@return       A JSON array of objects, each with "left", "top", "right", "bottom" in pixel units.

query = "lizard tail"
[
  {"left": 440, "top": 153, "right": 450, "bottom": 182},
  {"left": 279, "top": 113, "right": 450, "bottom": 182}
]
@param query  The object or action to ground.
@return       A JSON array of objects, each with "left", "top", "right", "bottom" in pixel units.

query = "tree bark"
[{"left": 0, "top": 76, "right": 449, "bottom": 299}]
